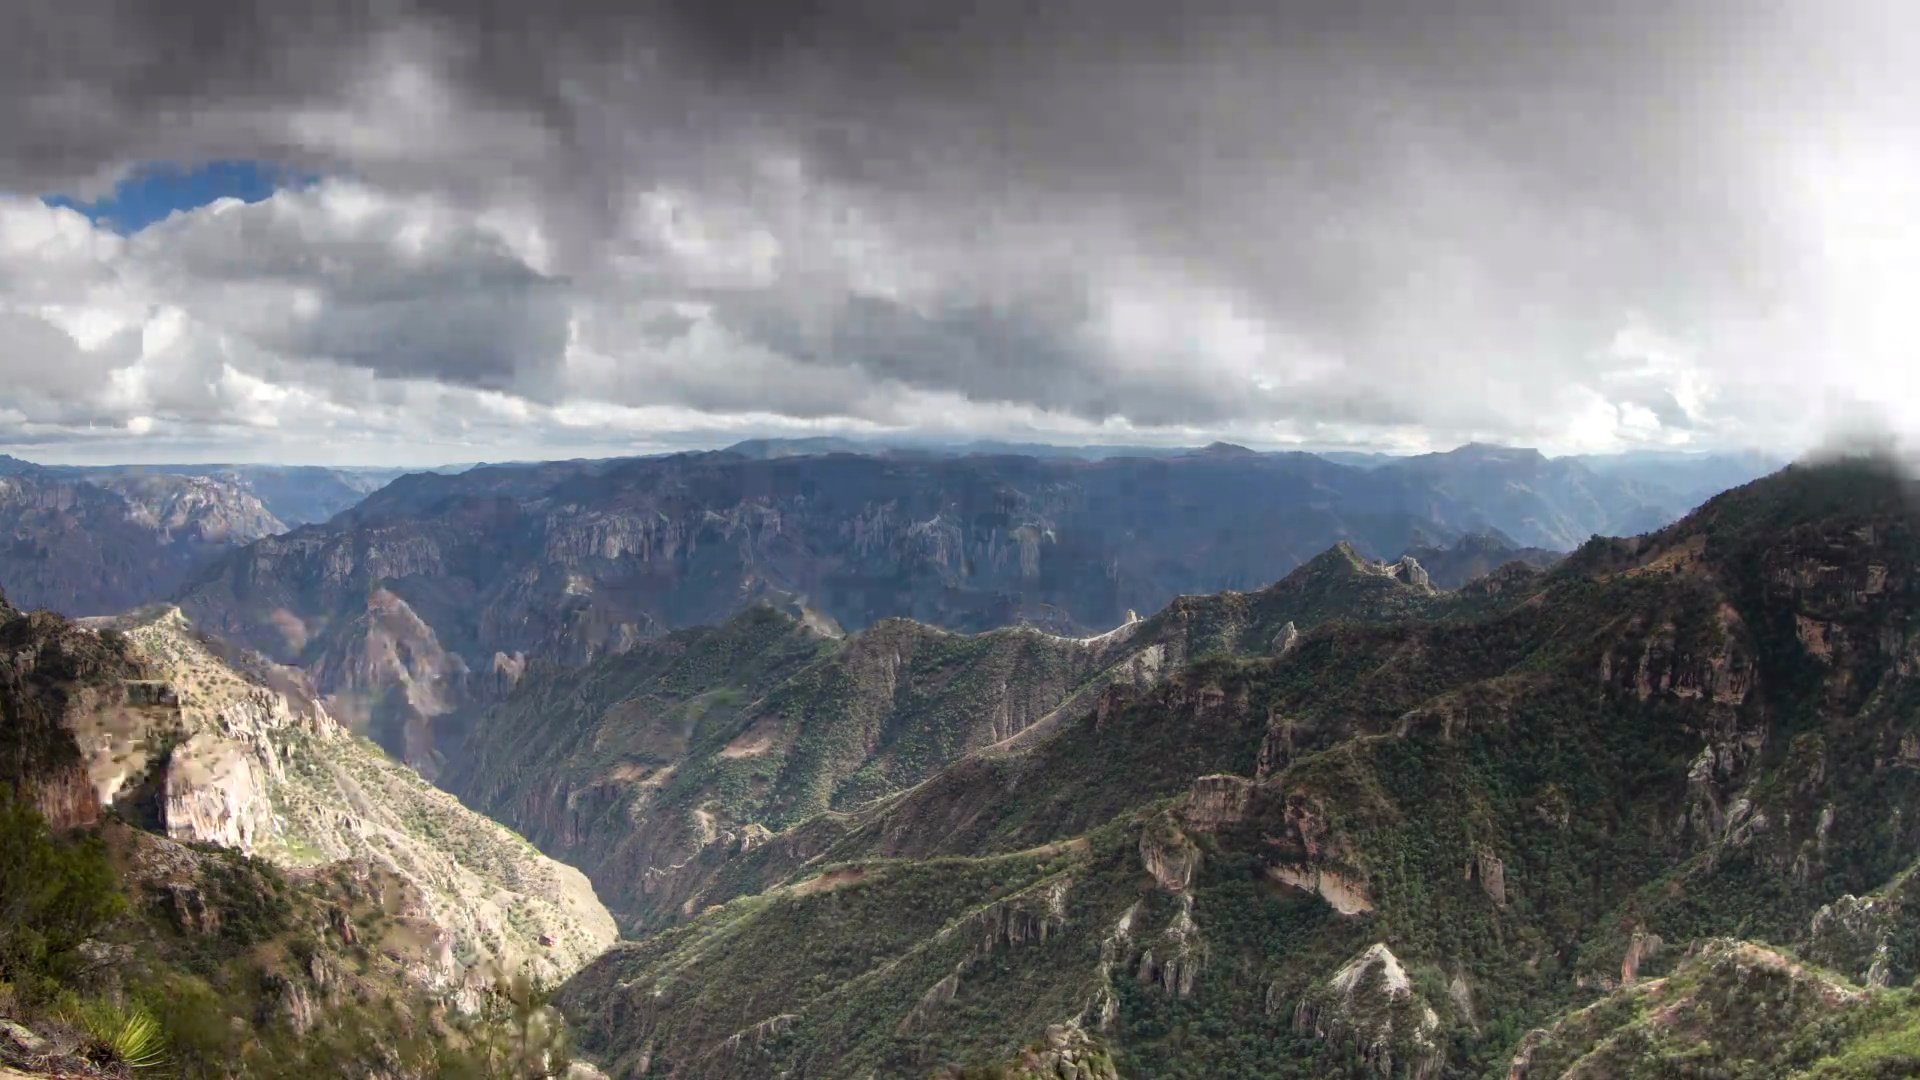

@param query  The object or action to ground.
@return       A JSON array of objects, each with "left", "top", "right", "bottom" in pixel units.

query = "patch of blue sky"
[{"left": 43, "top": 159, "right": 319, "bottom": 233}]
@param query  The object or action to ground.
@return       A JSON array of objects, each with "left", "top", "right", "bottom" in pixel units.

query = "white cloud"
[{"left": 5, "top": 2, "right": 1920, "bottom": 463}]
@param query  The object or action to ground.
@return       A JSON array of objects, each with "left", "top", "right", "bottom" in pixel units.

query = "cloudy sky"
[{"left": 1, "top": 0, "right": 1916, "bottom": 464}]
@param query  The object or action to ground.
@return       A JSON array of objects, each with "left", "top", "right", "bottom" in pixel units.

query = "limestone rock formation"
[
  {"left": 1292, "top": 944, "right": 1444, "bottom": 1080},
  {"left": 1273, "top": 619, "right": 1300, "bottom": 656},
  {"left": 66, "top": 606, "right": 617, "bottom": 987},
  {"left": 1396, "top": 555, "right": 1432, "bottom": 589}
]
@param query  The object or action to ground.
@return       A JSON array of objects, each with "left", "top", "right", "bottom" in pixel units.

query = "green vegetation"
[
  {"left": 0, "top": 785, "right": 125, "bottom": 1001},
  {"left": 451, "top": 548, "right": 1453, "bottom": 934},
  {"left": 0, "top": 785, "right": 592, "bottom": 1079},
  {"left": 60, "top": 998, "right": 169, "bottom": 1073},
  {"left": 549, "top": 460, "right": 1920, "bottom": 1079}
]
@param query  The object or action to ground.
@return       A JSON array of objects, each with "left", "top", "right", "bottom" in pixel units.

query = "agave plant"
[{"left": 65, "top": 998, "right": 169, "bottom": 1073}]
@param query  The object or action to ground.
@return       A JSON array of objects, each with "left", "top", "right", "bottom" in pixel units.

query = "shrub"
[{"left": 0, "top": 785, "right": 127, "bottom": 999}]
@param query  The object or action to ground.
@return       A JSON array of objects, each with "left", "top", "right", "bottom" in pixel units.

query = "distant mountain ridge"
[
  {"left": 0, "top": 456, "right": 418, "bottom": 616},
  {"left": 0, "top": 456, "right": 411, "bottom": 525},
  {"left": 0, "top": 468, "right": 283, "bottom": 616},
  {"left": 172, "top": 443, "right": 1773, "bottom": 764}
]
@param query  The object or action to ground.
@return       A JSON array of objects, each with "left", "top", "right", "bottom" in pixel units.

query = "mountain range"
[
  {"left": 0, "top": 457, "right": 417, "bottom": 616},
  {"left": 168, "top": 443, "right": 1775, "bottom": 768},
  {"left": 523, "top": 457, "right": 1920, "bottom": 1078},
  {"left": 24, "top": 441, "right": 1920, "bottom": 1080}
]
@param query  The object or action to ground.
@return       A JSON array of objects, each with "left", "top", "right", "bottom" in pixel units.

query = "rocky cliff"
[
  {"left": 0, "top": 589, "right": 613, "bottom": 1078},
  {"left": 42, "top": 605, "right": 618, "bottom": 989},
  {"left": 0, "top": 586, "right": 144, "bottom": 830}
]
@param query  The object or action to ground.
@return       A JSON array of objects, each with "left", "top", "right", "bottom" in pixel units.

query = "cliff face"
[
  {"left": 0, "top": 590, "right": 148, "bottom": 829},
  {"left": 553, "top": 459, "right": 1920, "bottom": 1080},
  {"left": 0, "top": 469, "right": 285, "bottom": 617},
  {"left": 176, "top": 446, "right": 1714, "bottom": 765},
  {"left": 0, "top": 586, "right": 615, "bottom": 1079},
  {"left": 44, "top": 606, "right": 618, "bottom": 989},
  {"left": 92, "top": 474, "right": 286, "bottom": 546}
]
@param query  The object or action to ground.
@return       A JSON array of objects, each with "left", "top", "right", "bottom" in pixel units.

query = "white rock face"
[
  {"left": 68, "top": 607, "right": 618, "bottom": 991},
  {"left": 1274, "top": 620, "right": 1301, "bottom": 656},
  {"left": 1297, "top": 943, "right": 1444, "bottom": 1080},
  {"left": 163, "top": 733, "right": 275, "bottom": 851},
  {"left": 1331, "top": 943, "right": 1412, "bottom": 999},
  {"left": 1397, "top": 556, "right": 1432, "bottom": 590},
  {"left": 1271, "top": 864, "right": 1375, "bottom": 915}
]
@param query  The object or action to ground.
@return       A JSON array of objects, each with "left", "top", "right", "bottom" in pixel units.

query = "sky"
[{"left": 1, "top": 1, "right": 1918, "bottom": 465}]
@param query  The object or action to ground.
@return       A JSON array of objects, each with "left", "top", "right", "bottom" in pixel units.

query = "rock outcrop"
[
  {"left": 1292, "top": 944, "right": 1444, "bottom": 1080},
  {"left": 993, "top": 1023, "right": 1120, "bottom": 1080},
  {"left": 1135, "top": 895, "right": 1206, "bottom": 997},
  {"left": 1270, "top": 863, "right": 1375, "bottom": 915},
  {"left": 68, "top": 607, "right": 617, "bottom": 988},
  {"left": 1273, "top": 620, "right": 1300, "bottom": 656}
]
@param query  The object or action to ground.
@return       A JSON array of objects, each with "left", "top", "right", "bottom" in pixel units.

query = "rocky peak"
[
  {"left": 1393, "top": 555, "right": 1431, "bottom": 589},
  {"left": 1273, "top": 620, "right": 1300, "bottom": 656},
  {"left": 1293, "top": 944, "right": 1444, "bottom": 1080}
]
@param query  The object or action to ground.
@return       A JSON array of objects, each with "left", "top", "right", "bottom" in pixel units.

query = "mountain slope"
[
  {"left": 445, "top": 543, "right": 1444, "bottom": 930},
  {"left": 1505, "top": 939, "right": 1919, "bottom": 1080},
  {"left": 1373, "top": 442, "right": 1675, "bottom": 548},
  {"left": 74, "top": 605, "right": 618, "bottom": 986},
  {"left": 0, "top": 590, "right": 607, "bottom": 1078},
  {"left": 553, "top": 458, "right": 1920, "bottom": 1079},
  {"left": 0, "top": 810, "right": 528, "bottom": 1079},
  {"left": 1398, "top": 530, "right": 1561, "bottom": 588},
  {"left": 1573, "top": 448, "right": 1789, "bottom": 514}
]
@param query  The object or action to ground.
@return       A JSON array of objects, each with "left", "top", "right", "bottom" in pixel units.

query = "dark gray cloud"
[
  {"left": 130, "top": 186, "right": 570, "bottom": 388},
  {"left": 1, "top": 0, "right": 1916, "bottom": 461}
]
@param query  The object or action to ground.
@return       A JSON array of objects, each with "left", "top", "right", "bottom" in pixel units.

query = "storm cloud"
[{"left": 1, "top": 0, "right": 1916, "bottom": 462}]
